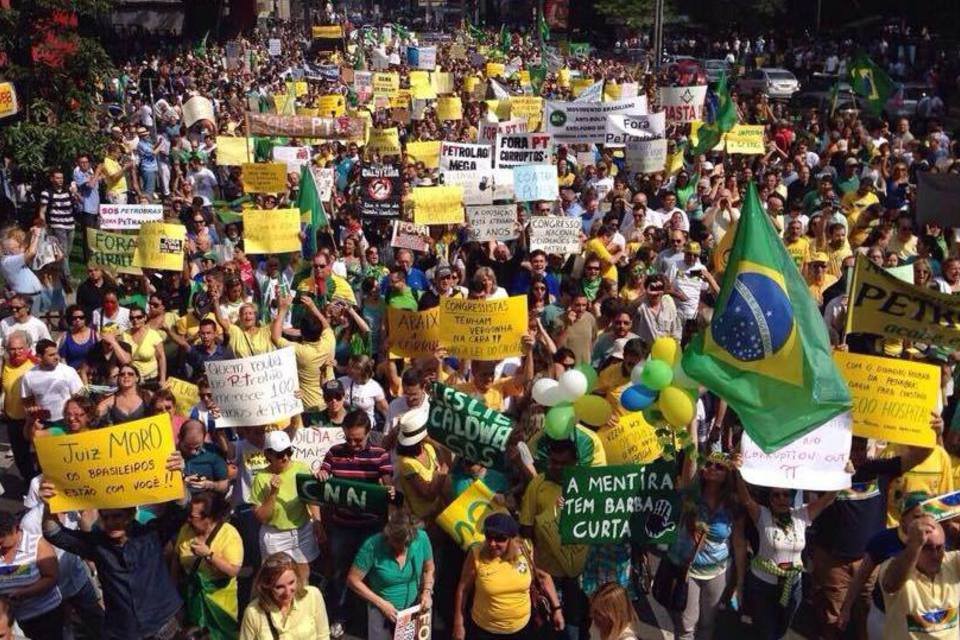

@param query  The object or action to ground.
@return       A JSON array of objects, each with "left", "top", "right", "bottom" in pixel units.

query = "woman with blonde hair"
[
  {"left": 239, "top": 552, "right": 330, "bottom": 640},
  {"left": 589, "top": 582, "right": 641, "bottom": 640}
]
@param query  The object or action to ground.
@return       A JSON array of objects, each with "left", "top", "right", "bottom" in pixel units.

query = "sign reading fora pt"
[{"left": 427, "top": 382, "right": 513, "bottom": 468}]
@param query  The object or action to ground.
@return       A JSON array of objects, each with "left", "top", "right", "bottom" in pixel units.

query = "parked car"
[
  {"left": 789, "top": 89, "right": 860, "bottom": 117},
  {"left": 736, "top": 67, "right": 801, "bottom": 99},
  {"left": 702, "top": 58, "right": 732, "bottom": 83},
  {"left": 884, "top": 83, "right": 936, "bottom": 120}
]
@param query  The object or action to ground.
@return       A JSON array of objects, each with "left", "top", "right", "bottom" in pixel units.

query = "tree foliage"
[
  {"left": 0, "top": 0, "right": 115, "bottom": 182},
  {"left": 594, "top": 0, "right": 675, "bottom": 30}
]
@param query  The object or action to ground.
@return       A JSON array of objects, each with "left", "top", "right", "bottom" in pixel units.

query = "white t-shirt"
[
  {"left": 751, "top": 505, "right": 811, "bottom": 584},
  {"left": 92, "top": 306, "right": 131, "bottom": 333},
  {"left": 0, "top": 316, "right": 52, "bottom": 353},
  {"left": 188, "top": 167, "right": 219, "bottom": 202},
  {"left": 338, "top": 376, "right": 386, "bottom": 425},
  {"left": 20, "top": 363, "right": 84, "bottom": 421},
  {"left": 673, "top": 269, "right": 709, "bottom": 321},
  {"left": 384, "top": 396, "right": 431, "bottom": 436}
]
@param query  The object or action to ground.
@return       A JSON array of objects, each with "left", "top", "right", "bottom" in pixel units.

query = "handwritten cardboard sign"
[
  {"left": 439, "top": 295, "right": 527, "bottom": 360},
  {"left": 205, "top": 348, "right": 304, "bottom": 427}
]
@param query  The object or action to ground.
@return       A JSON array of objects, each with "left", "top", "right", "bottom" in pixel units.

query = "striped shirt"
[
  {"left": 40, "top": 188, "right": 75, "bottom": 229},
  {"left": 321, "top": 442, "right": 393, "bottom": 527}
]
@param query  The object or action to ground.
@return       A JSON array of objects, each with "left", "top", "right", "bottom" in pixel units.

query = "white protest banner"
[
  {"left": 205, "top": 348, "right": 304, "bottom": 427},
  {"left": 479, "top": 119, "right": 527, "bottom": 145},
  {"left": 605, "top": 113, "right": 666, "bottom": 146},
  {"left": 513, "top": 164, "right": 559, "bottom": 202},
  {"left": 529, "top": 216, "right": 582, "bottom": 255},
  {"left": 312, "top": 166, "right": 335, "bottom": 202},
  {"left": 183, "top": 96, "right": 215, "bottom": 128},
  {"left": 573, "top": 80, "right": 604, "bottom": 103},
  {"left": 291, "top": 427, "right": 346, "bottom": 473},
  {"left": 271, "top": 146, "right": 311, "bottom": 171},
  {"left": 619, "top": 82, "right": 639, "bottom": 98},
  {"left": 494, "top": 133, "right": 554, "bottom": 168},
  {"left": 391, "top": 220, "right": 431, "bottom": 253},
  {"left": 545, "top": 97, "right": 648, "bottom": 144},
  {"left": 439, "top": 142, "right": 493, "bottom": 172},
  {"left": 465, "top": 205, "right": 518, "bottom": 242},
  {"left": 99, "top": 204, "right": 163, "bottom": 230},
  {"left": 625, "top": 138, "right": 668, "bottom": 174},
  {"left": 740, "top": 412, "right": 853, "bottom": 491},
  {"left": 659, "top": 85, "right": 707, "bottom": 124},
  {"left": 439, "top": 170, "right": 495, "bottom": 206},
  {"left": 268, "top": 38, "right": 282, "bottom": 56}
]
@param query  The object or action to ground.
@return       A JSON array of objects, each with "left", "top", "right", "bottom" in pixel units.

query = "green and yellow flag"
[
  {"left": 849, "top": 53, "right": 896, "bottom": 115},
  {"left": 682, "top": 182, "right": 851, "bottom": 452},
  {"left": 690, "top": 72, "right": 737, "bottom": 156}
]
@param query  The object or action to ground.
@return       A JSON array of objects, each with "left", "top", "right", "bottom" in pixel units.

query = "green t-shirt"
[
  {"left": 386, "top": 288, "right": 419, "bottom": 312},
  {"left": 251, "top": 461, "right": 312, "bottom": 530},
  {"left": 352, "top": 529, "right": 433, "bottom": 609}
]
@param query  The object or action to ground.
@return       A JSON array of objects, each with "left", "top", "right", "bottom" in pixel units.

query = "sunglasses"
[
  {"left": 270, "top": 448, "right": 293, "bottom": 458},
  {"left": 703, "top": 461, "right": 728, "bottom": 470},
  {"left": 130, "top": 314, "right": 145, "bottom": 320},
  {"left": 71, "top": 315, "right": 85, "bottom": 321},
  {"left": 314, "top": 263, "right": 328, "bottom": 269}
]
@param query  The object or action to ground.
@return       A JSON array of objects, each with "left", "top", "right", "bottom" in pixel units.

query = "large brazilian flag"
[{"left": 682, "top": 182, "right": 851, "bottom": 452}]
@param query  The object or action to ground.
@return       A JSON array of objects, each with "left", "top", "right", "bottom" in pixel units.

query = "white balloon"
[
  {"left": 630, "top": 362, "right": 646, "bottom": 385},
  {"left": 532, "top": 378, "right": 560, "bottom": 406},
  {"left": 558, "top": 369, "right": 588, "bottom": 401},
  {"left": 541, "top": 385, "right": 569, "bottom": 406}
]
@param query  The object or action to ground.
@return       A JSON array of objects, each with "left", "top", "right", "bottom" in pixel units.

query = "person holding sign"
[{"left": 210, "top": 293, "right": 274, "bottom": 359}]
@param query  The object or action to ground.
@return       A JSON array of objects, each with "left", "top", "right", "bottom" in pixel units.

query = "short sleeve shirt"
[
  {"left": 251, "top": 461, "right": 312, "bottom": 530},
  {"left": 352, "top": 529, "right": 432, "bottom": 609}
]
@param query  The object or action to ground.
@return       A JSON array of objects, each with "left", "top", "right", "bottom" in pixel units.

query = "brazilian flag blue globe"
[{"left": 682, "top": 182, "right": 851, "bottom": 453}]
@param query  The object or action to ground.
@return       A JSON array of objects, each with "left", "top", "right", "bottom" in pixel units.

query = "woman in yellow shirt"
[
  {"left": 122, "top": 307, "right": 166, "bottom": 384},
  {"left": 453, "top": 513, "right": 563, "bottom": 639},
  {"left": 211, "top": 295, "right": 274, "bottom": 358},
  {"left": 239, "top": 552, "right": 330, "bottom": 640},
  {"left": 395, "top": 410, "right": 448, "bottom": 521},
  {"left": 584, "top": 225, "right": 624, "bottom": 284}
]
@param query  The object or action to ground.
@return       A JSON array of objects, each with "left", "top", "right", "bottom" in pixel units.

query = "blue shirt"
[
  {"left": 379, "top": 268, "right": 429, "bottom": 295},
  {"left": 73, "top": 167, "right": 100, "bottom": 214},
  {"left": 138, "top": 139, "right": 158, "bottom": 172},
  {"left": 509, "top": 269, "right": 560, "bottom": 299}
]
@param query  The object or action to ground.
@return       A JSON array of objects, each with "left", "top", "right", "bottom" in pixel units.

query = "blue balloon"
[{"left": 621, "top": 384, "right": 657, "bottom": 412}]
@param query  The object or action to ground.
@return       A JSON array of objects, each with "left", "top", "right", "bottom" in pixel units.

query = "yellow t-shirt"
[
  {"left": 883, "top": 445, "right": 954, "bottom": 526},
  {"left": 470, "top": 545, "right": 533, "bottom": 634},
  {"left": 175, "top": 521, "right": 244, "bottom": 604},
  {"left": 2, "top": 360, "right": 34, "bottom": 420},
  {"left": 518, "top": 474, "right": 588, "bottom": 578},
  {"left": 277, "top": 328, "right": 335, "bottom": 411},
  {"left": 595, "top": 362, "right": 630, "bottom": 399},
  {"left": 121, "top": 328, "right": 165, "bottom": 380},
  {"left": 296, "top": 274, "right": 357, "bottom": 305},
  {"left": 880, "top": 550, "right": 960, "bottom": 640},
  {"left": 103, "top": 156, "right": 127, "bottom": 196},
  {"left": 398, "top": 443, "right": 441, "bottom": 519},
  {"left": 826, "top": 241, "right": 853, "bottom": 279},
  {"left": 842, "top": 190, "right": 879, "bottom": 226},
  {"left": 584, "top": 237, "right": 619, "bottom": 283},
  {"left": 807, "top": 274, "right": 838, "bottom": 306},
  {"left": 239, "top": 586, "right": 329, "bottom": 640},
  {"left": 174, "top": 312, "right": 220, "bottom": 344},
  {"left": 454, "top": 377, "right": 523, "bottom": 413},
  {"left": 783, "top": 237, "right": 811, "bottom": 272},
  {"left": 227, "top": 324, "right": 274, "bottom": 358},
  {"left": 251, "top": 461, "right": 312, "bottom": 530}
]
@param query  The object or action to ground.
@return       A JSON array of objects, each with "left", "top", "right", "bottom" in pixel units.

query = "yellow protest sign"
[
  {"left": 509, "top": 96, "right": 543, "bottom": 131},
  {"left": 431, "top": 72, "right": 455, "bottom": 95},
  {"left": 389, "top": 89, "right": 411, "bottom": 109},
  {"left": 484, "top": 99, "right": 511, "bottom": 121},
  {"left": 439, "top": 295, "right": 528, "bottom": 360},
  {"left": 412, "top": 185, "right": 464, "bottom": 225},
  {"left": 294, "top": 81, "right": 309, "bottom": 97},
  {"left": 725, "top": 125, "right": 765, "bottom": 154},
  {"left": 36, "top": 414, "right": 182, "bottom": 512},
  {"left": 216, "top": 137, "right": 251, "bottom": 166},
  {"left": 241, "top": 163, "right": 288, "bottom": 193},
  {"left": 833, "top": 350, "right": 939, "bottom": 447},
  {"left": 558, "top": 68, "right": 571, "bottom": 88},
  {"left": 0, "top": 82, "right": 20, "bottom": 119},
  {"left": 387, "top": 308, "right": 440, "bottom": 358},
  {"left": 243, "top": 209, "right": 302, "bottom": 253},
  {"left": 132, "top": 222, "right": 186, "bottom": 271},
  {"left": 318, "top": 94, "right": 345, "bottom": 116},
  {"left": 436, "top": 480, "right": 508, "bottom": 550},
  {"left": 464, "top": 76, "right": 481, "bottom": 95},
  {"left": 167, "top": 377, "right": 200, "bottom": 416},
  {"left": 437, "top": 96, "right": 463, "bottom": 121},
  {"left": 485, "top": 62, "right": 505, "bottom": 78},
  {"left": 405, "top": 140, "right": 442, "bottom": 169},
  {"left": 412, "top": 83, "right": 437, "bottom": 100},
  {"left": 598, "top": 412, "right": 662, "bottom": 464},
  {"left": 312, "top": 25, "right": 343, "bottom": 39},
  {"left": 373, "top": 72, "right": 400, "bottom": 98},
  {"left": 296, "top": 107, "right": 320, "bottom": 117},
  {"left": 518, "top": 70, "right": 531, "bottom": 87},
  {"left": 571, "top": 78, "right": 595, "bottom": 97},
  {"left": 409, "top": 70, "right": 430, "bottom": 87},
  {"left": 603, "top": 83, "right": 622, "bottom": 102},
  {"left": 86, "top": 228, "right": 140, "bottom": 275},
  {"left": 366, "top": 127, "right": 402, "bottom": 156}
]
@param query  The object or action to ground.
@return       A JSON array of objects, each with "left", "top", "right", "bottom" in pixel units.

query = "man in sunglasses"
[{"left": 0, "top": 294, "right": 51, "bottom": 354}]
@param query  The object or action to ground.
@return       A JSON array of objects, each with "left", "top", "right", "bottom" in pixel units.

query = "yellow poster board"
[
  {"left": 412, "top": 83, "right": 437, "bottom": 100},
  {"left": 405, "top": 140, "right": 442, "bottom": 169},
  {"left": 598, "top": 412, "right": 662, "bottom": 464},
  {"left": 431, "top": 72, "right": 455, "bottom": 95},
  {"left": 366, "top": 127, "right": 402, "bottom": 156},
  {"left": 167, "top": 377, "right": 200, "bottom": 417},
  {"left": 296, "top": 107, "right": 320, "bottom": 117},
  {"left": 571, "top": 78, "right": 595, "bottom": 97},
  {"left": 242, "top": 163, "right": 288, "bottom": 193},
  {"left": 294, "top": 81, "right": 309, "bottom": 97},
  {"left": 603, "top": 83, "right": 622, "bottom": 102},
  {"left": 485, "top": 62, "right": 505, "bottom": 78},
  {"left": 439, "top": 295, "right": 527, "bottom": 360},
  {"left": 0, "top": 82, "right": 18, "bottom": 119},
  {"left": 436, "top": 480, "right": 508, "bottom": 550},
  {"left": 36, "top": 414, "right": 182, "bottom": 512},
  {"left": 412, "top": 185, "right": 464, "bottom": 225},
  {"left": 509, "top": 96, "right": 543, "bottom": 131},
  {"left": 216, "top": 137, "right": 252, "bottom": 166},
  {"left": 558, "top": 68, "right": 571, "bottom": 88},
  {"left": 132, "top": 222, "right": 186, "bottom": 271},
  {"left": 373, "top": 72, "right": 400, "bottom": 98},
  {"left": 387, "top": 308, "right": 440, "bottom": 358},
  {"left": 724, "top": 125, "right": 765, "bottom": 155},
  {"left": 312, "top": 25, "right": 343, "bottom": 39},
  {"left": 484, "top": 99, "right": 511, "bottom": 121},
  {"left": 408, "top": 70, "right": 430, "bottom": 88},
  {"left": 464, "top": 76, "right": 481, "bottom": 95},
  {"left": 833, "top": 350, "right": 939, "bottom": 447},
  {"left": 318, "top": 94, "right": 346, "bottom": 117},
  {"left": 243, "top": 209, "right": 302, "bottom": 253},
  {"left": 86, "top": 228, "right": 140, "bottom": 275},
  {"left": 437, "top": 96, "right": 463, "bottom": 121}
]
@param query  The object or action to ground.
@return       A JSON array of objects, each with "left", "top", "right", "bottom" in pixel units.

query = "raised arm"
[{"left": 880, "top": 516, "right": 933, "bottom": 595}]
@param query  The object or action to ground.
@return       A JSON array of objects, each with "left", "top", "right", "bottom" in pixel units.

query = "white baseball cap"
[{"left": 264, "top": 430, "right": 292, "bottom": 452}]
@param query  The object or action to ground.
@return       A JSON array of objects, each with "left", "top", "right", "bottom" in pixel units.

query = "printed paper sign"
[
  {"left": 312, "top": 166, "right": 335, "bottom": 201},
  {"left": 428, "top": 383, "right": 514, "bottom": 468},
  {"left": 0, "top": 82, "right": 19, "bottom": 119},
  {"left": 512, "top": 164, "right": 559, "bottom": 202},
  {"left": 529, "top": 216, "right": 581, "bottom": 255},
  {"left": 658, "top": 85, "right": 707, "bottom": 124},
  {"left": 834, "top": 351, "right": 939, "bottom": 447},
  {"left": 86, "top": 228, "right": 140, "bottom": 275},
  {"left": 436, "top": 479, "right": 509, "bottom": 550},
  {"left": 372, "top": 72, "right": 400, "bottom": 98},
  {"left": 494, "top": 133, "right": 554, "bottom": 168},
  {"left": 205, "top": 348, "right": 304, "bottom": 427},
  {"left": 392, "top": 604, "right": 431, "bottom": 640},
  {"left": 439, "top": 142, "right": 492, "bottom": 172},
  {"left": 438, "top": 170, "right": 494, "bottom": 206},
  {"left": 559, "top": 461, "right": 680, "bottom": 545},
  {"left": 545, "top": 96, "right": 648, "bottom": 144},
  {"left": 268, "top": 38, "right": 282, "bottom": 56},
  {"left": 36, "top": 414, "right": 182, "bottom": 512},
  {"left": 605, "top": 113, "right": 666, "bottom": 146},
  {"left": 272, "top": 146, "right": 312, "bottom": 171},
  {"left": 318, "top": 94, "right": 346, "bottom": 117},
  {"left": 98, "top": 204, "right": 163, "bottom": 230},
  {"left": 290, "top": 429, "right": 347, "bottom": 473},
  {"left": 132, "top": 222, "right": 186, "bottom": 271},
  {"left": 439, "top": 295, "right": 527, "bottom": 360},
  {"left": 412, "top": 185, "right": 464, "bottom": 225},
  {"left": 390, "top": 221, "right": 431, "bottom": 253},
  {"left": 242, "top": 162, "right": 288, "bottom": 193},
  {"left": 408, "top": 45, "right": 437, "bottom": 70},
  {"left": 242, "top": 209, "right": 301, "bottom": 253},
  {"left": 361, "top": 165, "right": 402, "bottom": 217},
  {"left": 183, "top": 96, "right": 215, "bottom": 128},
  {"left": 740, "top": 412, "right": 853, "bottom": 491},
  {"left": 388, "top": 308, "right": 441, "bottom": 358},
  {"left": 465, "top": 205, "right": 518, "bottom": 242}
]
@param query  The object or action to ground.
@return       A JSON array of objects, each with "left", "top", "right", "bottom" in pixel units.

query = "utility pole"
[{"left": 652, "top": 0, "right": 664, "bottom": 70}]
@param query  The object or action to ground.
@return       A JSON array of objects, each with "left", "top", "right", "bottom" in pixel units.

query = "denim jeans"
[
  {"left": 745, "top": 571, "right": 802, "bottom": 640},
  {"left": 325, "top": 523, "right": 381, "bottom": 623},
  {"left": 140, "top": 169, "right": 158, "bottom": 198},
  {"left": 49, "top": 226, "right": 74, "bottom": 283}
]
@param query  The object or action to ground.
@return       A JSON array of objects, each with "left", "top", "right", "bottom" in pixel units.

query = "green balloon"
[
  {"left": 574, "top": 363, "right": 599, "bottom": 393},
  {"left": 544, "top": 404, "right": 577, "bottom": 440},
  {"left": 641, "top": 358, "right": 674, "bottom": 391}
]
